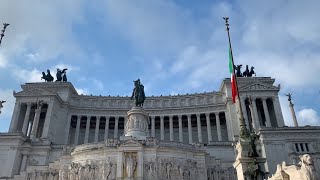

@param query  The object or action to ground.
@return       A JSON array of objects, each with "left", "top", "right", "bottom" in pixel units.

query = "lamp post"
[{"left": 0, "top": 23, "right": 9, "bottom": 47}]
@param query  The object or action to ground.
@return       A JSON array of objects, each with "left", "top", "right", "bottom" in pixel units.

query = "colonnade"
[
  {"left": 241, "top": 96, "right": 284, "bottom": 131},
  {"left": 8, "top": 101, "right": 53, "bottom": 140},
  {"left": 66, "top": 112, "right": 230, "bottom": 145}
]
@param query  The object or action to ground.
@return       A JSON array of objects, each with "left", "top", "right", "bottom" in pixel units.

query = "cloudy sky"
[{"left": 0, "top": 0, "right": 319, "bottom": 132}]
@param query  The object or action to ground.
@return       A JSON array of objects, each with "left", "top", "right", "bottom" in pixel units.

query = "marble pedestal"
[{"left": 122, "top": 106, "right": 150, "bottom": 140}]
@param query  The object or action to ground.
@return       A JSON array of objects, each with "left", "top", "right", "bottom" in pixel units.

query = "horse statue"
[
  {"left": 131, "top": 79, "right": 146, "bottom": 107},
  {"left": 234, "top": 64, "right": 243, "bottom": 77},
  {"left": 269, "top": 154, "right": 319, "bottom": 180},
  {"left": 243, "top": 65, "right": 250, "bottom": 77},
  {"left": 248, "top": 66, "right": 255, "bottom": 77},
  {"left": 56, "top": 68, "right": 68, "bottom": 82},
  {"left": 41, "top": 69, "right": 54, "bottom": 82}
]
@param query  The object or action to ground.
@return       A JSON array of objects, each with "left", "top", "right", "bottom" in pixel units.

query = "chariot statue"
[
  {"left": 131, "top": 79, "right": 146, "bottom": 107},
  {"left": 56, "top": 68, "right": 68, "bottom": 82},
  {"left": 41, "top": 69, "right": 54, "bottom": 82}
]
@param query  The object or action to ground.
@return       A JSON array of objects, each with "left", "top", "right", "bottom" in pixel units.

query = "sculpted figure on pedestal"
[
  {"left": 68, "top": 162, "right": 79, "bottom": 180},
  {"left": 56, "top": 68, "right": 68, "bottom": 82},
  {"left": 41, "top": 69, "right": 54, "bottom": 82},
  {"left": 269, "top": 154, "right": 319, "bottom": 180},
  {"left": 166, "top": 162, "right": 172, "bottom": 180},
  {"left": 131, "top": 79, "right": 145, "bottom": 107},
  {"left": 101, "top": 159, "right": 111, "bottom": 179},
  {"left": 109, "top": 162, "right": 116, "bottom": 180},
  {"left": 234, "top": 64, "right": 243, "bottom": 77},
  {"left": 124, "top": 153, "right": 137, "bottom": 178}
]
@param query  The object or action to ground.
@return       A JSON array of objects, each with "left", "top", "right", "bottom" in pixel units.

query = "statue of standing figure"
[
  {"left": 131, "top": 79, "right": 145, "bottom": 107},
  {"left": 234, "top": 64, "right": 243, "bottom": 77},
  {"left": 56, "top": 68, "right": 68, "bottom": 82},
  {"left": 125, "top": 153, "right": 137, "bottom": 178}
]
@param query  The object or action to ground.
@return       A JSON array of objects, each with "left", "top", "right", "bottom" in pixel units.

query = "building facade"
[{"left": 0, "top": 77, "right": 319, "bottom": 179}]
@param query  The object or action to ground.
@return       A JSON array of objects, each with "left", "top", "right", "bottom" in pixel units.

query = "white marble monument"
[{"left": 0, "top": 77, "right": 319, "bottom": 180}]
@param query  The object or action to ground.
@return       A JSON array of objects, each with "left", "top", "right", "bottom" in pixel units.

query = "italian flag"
[{"left": 228, "top": 48, "right": 237, "bottom": 103}]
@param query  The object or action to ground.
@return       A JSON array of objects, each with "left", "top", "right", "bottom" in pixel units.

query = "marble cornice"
[
  {"left": 69, "top": 93, "right": 225, "bottom": 110},
  {"left": 69, "top": 104, "right": 227, "bottom": 116}
]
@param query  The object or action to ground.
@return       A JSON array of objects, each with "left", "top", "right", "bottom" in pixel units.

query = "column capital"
[
  {"left": 177, "top": 114, "right": 182, "bottom": 118},
  {"left": 160, "top": 115, "right": 164, "bottom": 119},
  {"left": 26, "top": 102, "right": 32, "bottom": 106},
  {"left": 169, "top": 115, "right": 173, "bottom": 118},
  {"left": 196, "top": 114, "right": 200, "bottom": 117},
  {"left": 96, "top": 115, "right": 101, "bottom": 118},
  {"left": 187, "top": 114, "right": 191, "bottom": 118},
  {"left": 261, "top": 97, "right": 268, "bottom": 101},
  {"left": 214, "top": 112, "right": 220, "bottom": 116},
  {"left": 205, "top": 113, "right": 210, "bottom": 117},
  {"left": 150, "top": 116, "right": 156, "bottom": 119}
]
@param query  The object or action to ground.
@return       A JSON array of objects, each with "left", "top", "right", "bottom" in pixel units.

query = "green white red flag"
[{"left": 228, "top": 47, "right": 237, "bottom": 103}]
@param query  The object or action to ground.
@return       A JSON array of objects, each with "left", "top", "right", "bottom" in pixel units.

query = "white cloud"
[
  {"left": 0, "top": 53, "right": 8, "bottom": 68},
  {"left": 12, "top": 68, "right": 42, "bottom": 83},
  {"left": 93, "top": 79, "right": 104, "bottom": 91},
  {"left": 98, "top": 0, "right": 195, "bottom": 53},
  {"left": 297, "top": 109, "right": 320, "bottom": 126},
  {"left": 0, "top": 0, "right": 86, "bottom": 65},
  {"left": 75, "top": 88, "right": 89, "bottom": 95}
]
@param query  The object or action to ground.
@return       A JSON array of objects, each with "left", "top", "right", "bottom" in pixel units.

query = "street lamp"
[{"left": 0, "top": 23, "right": 9, "bottom": 47}]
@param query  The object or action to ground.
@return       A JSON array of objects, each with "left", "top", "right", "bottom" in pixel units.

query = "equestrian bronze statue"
[{"left": 131, "top": 79, "right": 146, "bottom": 107}]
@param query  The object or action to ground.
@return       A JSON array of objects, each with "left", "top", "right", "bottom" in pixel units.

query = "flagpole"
[{"left": 223, "top": 17, "right": 249, "bottom": 138}]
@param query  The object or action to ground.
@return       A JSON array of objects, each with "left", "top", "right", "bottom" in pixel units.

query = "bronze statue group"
[
  {"left": 41, "top": 68, "right": 68, "bottom": 82},
  {"left": 235, "top": 65, "right": 255, "bottom": 77}
]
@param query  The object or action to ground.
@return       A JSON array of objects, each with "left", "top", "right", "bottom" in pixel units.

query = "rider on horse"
[{"left": 131, "top": 79, "right": 146, "bottom": 107}]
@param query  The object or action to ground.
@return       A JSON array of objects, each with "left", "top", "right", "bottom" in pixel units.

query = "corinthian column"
[
  {"left": 262, "top": 98, "right": 271, "bottom": 127},
  {"left": 215, "top": 112, "right": 222, "bottom": 141},
  {"left": 187, "top": 114, "right": 192, "bottom": 144},
  {"left": 22, "top": 103, "right": 32, "bottom": 135},
  {"left": 94, "top": 116, "right": 100, "bottom": 142},
  {"left": 84, "top": 116, "right": 91, "bottom": 143},
  {"left": 114, "top": 116, "right": 119, "bottom": 139},
  {"left": 9, "top": 102, "right": 21, "bottom": 132},
  {"left": 205, "top": 113, "right": 212, "bottom": 142},
  {"left": 240, "top": 97, "right": 250, "bottom": 129},
  {"left": 74, "top": 115, "right": 81, "bottom": 145},
  {"left": 30, "top": 106, "right": 42, "bottom": 140},
  {"left": 104, "top": 116, "right": 110, "bottom": 140},
  {"left": 151, "top": 116, "right": 155, "bottom": 137},
  {"left": 41, "top": 101, "right": 54, "bottom": 139},
  {"left": 251, "top": 97, "right": 260, "bottom": 130},
  {"left": 160, "top": 116, "right": 164, "bottom": 140},
  {"left": 196, "top": 114, "right": 202, "bottom": 143},
  {"left": 64, "top": 113, "right": 72, "bottom": 144},
  {"left": 272, "top": 96, "right": 285, "bottom": 127},
  {"left": 169, "top": 115, "right": 173, "bottom": 141},
  {"left": 178, "top": 115, "right": 183, "bottom": 142}
]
